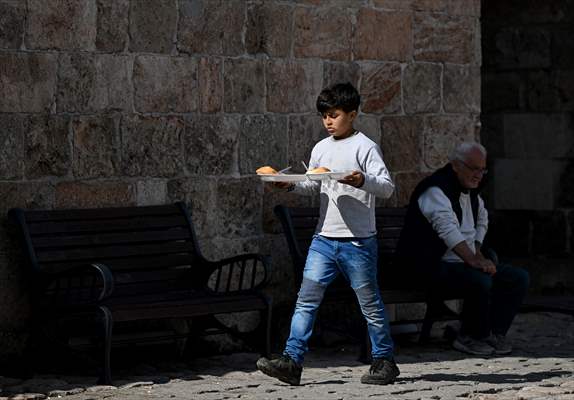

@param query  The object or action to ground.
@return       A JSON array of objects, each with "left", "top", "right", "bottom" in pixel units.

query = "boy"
[{"left": 256, "top": 82, "right": 399, "bottom": 385}]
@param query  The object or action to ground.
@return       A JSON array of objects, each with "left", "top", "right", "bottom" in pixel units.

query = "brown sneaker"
[
  {"left": 361, "top": 358, "right": 400, "bottom": 385},
  {"left": 256, "top": 355, "right": 302, "bottom": 386}
]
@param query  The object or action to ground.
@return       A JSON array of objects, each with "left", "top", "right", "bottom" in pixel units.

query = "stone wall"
[
  {"left": 482, "top": 0, "right": 574, "bottom": 294},
  {"left": 0, "top": 0, "right": 481, "bottom": 354}
]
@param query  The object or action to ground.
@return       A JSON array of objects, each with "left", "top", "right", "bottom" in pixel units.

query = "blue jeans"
[{"left": 284, "top": 235, "right": 394, "bottom": 365}]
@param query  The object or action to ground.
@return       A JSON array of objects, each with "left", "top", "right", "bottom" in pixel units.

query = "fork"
[{"left": 278, "top": 166, "right": 292, "bottom": 174}]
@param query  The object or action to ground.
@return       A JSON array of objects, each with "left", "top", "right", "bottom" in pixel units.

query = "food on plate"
[
  {"left": 256, "top": 166, "right": 278, "bottom": 175},
  {"left": 307, "top": 167, "right": 331, "bottom": 174}
]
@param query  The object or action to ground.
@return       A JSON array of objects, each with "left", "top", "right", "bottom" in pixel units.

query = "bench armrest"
[
  {"left": 202, "top": 253, "right": 271, "bottom": 294},
  {"left": 40, "top": 262, "right": 115, "bottom": 303}
]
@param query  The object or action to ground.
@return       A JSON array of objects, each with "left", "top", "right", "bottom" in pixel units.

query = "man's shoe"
[
  {"left": 360, "top": 357, "right": 400, "bottom": 385},
  {"left": 256, "top": 355, "right": 302, "bottom": 386},
  {"left": 485, "top": 334, "right": 512, "bottom": 355},
  {"left": 452, "top": 335, "right": 495, "bottom": 356}
]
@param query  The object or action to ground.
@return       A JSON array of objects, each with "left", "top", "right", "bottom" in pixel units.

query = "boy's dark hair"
[{"left": 316, "top": 82, "right": 361, "bottom": 114}]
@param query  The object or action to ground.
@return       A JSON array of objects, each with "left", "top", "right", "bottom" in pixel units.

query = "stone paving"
[{"left": 1, "top": 312, "right": 573, "bottom": 400}]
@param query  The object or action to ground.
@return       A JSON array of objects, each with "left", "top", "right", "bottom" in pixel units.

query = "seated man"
[{"left": 396, "top": 142, "right": 529, "bottom": 356}]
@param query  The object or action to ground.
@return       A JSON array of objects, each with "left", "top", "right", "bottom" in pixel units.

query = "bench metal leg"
[
  {"left": 263, "top": 298, "right": 273, "bottom": 357},
  {"left": 97, "top": 306, "right": 113, "bottom": 385}
]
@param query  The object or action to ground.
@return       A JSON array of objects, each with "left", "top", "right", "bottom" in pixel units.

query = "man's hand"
[
  {"left": 472, "top": 258, "right": 497, "bottom": 276},
  {"left": 273, "top": 181, "right": 293, "bottom": 190},
  {"left": 338, "top": 171, "right": 364, "bottom": 188}
]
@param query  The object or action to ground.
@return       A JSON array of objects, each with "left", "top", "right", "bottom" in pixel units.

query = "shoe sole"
[
  {"left": 452, "top": 340, "right": 494, "bottom": 356},
  {"left": 256, "top": 358, "right": 300, "bottom": 386}
]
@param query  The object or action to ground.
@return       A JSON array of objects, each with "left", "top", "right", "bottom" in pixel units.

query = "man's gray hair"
[{"left": 448, "top": 142, "right": 487, "bottom": 162}]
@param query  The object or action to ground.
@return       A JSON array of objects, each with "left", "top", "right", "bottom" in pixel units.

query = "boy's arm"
[{"left": 358, "top": 146, "right": 395, "bottom": 199}]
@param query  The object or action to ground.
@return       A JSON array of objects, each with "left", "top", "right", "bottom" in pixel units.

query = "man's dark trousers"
[{"left": 429, "top": 262, "right": 529, "bottom": 339}]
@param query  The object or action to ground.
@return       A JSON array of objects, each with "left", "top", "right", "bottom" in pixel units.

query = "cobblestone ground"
[{"left": 1, "top": 312, "right": 573, "bottom": 400}]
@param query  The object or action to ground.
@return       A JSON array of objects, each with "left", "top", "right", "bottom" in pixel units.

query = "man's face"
[
  {"left": 452, "top": 148, "right": 487, "bottom": 189},
  {"left": 321, "top": 108, "right": 357, "bottom": 139}
]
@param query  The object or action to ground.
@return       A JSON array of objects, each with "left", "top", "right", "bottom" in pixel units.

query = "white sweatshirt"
[{"left": 293, "top": 131, "right": 394, "bottom": 238}]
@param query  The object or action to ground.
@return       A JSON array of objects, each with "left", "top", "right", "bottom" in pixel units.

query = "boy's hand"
[{"left": 338, "top": 171, "right": 364, "bottom": 188}]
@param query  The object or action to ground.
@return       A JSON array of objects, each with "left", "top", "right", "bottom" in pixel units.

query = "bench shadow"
[{"left": 397, "top": 370, "right": 569, "bottom": 385}]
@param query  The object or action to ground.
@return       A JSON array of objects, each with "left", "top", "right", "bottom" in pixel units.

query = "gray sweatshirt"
[{"left": 293, "top": 131, "right": 394, "bottom": 238}]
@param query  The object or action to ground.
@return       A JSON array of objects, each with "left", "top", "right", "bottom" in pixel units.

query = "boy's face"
[{"left": 321, "top": 108, "right": 357, "bottom": 139}]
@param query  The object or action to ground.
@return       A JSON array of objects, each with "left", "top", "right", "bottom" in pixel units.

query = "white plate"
[
  {"left": 306, "top": 171, "right": 354, "bottom": 181},
  {"left": 259, "top": 174, "right": 308, "bottom": 182}
]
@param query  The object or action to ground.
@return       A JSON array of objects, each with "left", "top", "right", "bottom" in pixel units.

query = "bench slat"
[
  {"left": 36, "top": 241, "right": 196, "bottom": 263},
  {"left": 31, "top": 229, "right": 191, "bottom": 248},
  {"left": 28, "top": 215, "right": 188, "bottom": 235},
  {"left": 23, "top": 204, "right": 182, "bottom": 222}
]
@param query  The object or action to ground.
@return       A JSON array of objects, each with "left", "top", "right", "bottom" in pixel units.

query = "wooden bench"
[
  {"left": 8, "top": 202, "right": 272, "bottom": 384},
  {"left": 274, "top": 205, "right": 460, "bottom": 351}
]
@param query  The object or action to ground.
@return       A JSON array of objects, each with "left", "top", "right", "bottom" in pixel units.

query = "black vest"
[{"left": 396, "top": 164, "right": 480, "bottom": 275}]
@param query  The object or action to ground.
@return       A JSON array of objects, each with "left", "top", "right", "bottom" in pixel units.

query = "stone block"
[
  {"left": 0, "top": 114, "right": 25, "bottom": 179},
  {"left": 355, "top": 114, "right": 381, "bottom": 146},
  {"left": 372, "top": 0, "right": 415, "bottom": 11},
  {"left": 558, "top": 161, "right": 574, "bottom": 207},
  {"left": 134, "top": 55, "right": 198, "bottom": 113},
  {"left": 486, "top": 27, "right": 552, "bottom": 70},
  {"left": 0, "top": 0, "right": 26, "bottom": 49},
  {"left": 322, "top": 62, "right": 360, "bottom": 89},
  {"left": 502, "top": 113, "right": 574, "bottom": 159},
  {"left": 444, "top": 65, "right": 480, "bottom": 113},
  {"left": 223, "top": 58, "right": 265, "bottom": 113},
  {"left": 483, "top": 0, "right": 574, "bottom": 24},
  {"left": 446, "top": 0, "right": 480, "bottom": 16},
  {"left": 294, "top": 0, "right": 367, "bottom": 6},
  {"left": 96, "top": 0, "right": 128, "bottom": 52},
  {"left": 57, "top": 53, "right": 132, "bottom": 113},
  {"left": 262, "top": 188, "right": 314, "bottom": 235},
  {"left": 178, "top": 0, "right": 245, "bottom": 56},
  {"left": 0, "top": 182, "right": 54, "bottom": 215},
  {"left": 26, "top": 0, "right": 96, "bottom": 50},
  {"left": 395, "top": 302, "right": 426, "bottom": 321},
  {"left": 121, "top": 116, "right": 185, "bottom": 177},
  {"left": 393, "top": 172, "right": 430, "bottom": 206},
  {"left": 481, "top": 72, "right": 523, "bottom": 112},
  {"left": 288, "top": 115, "right": 326, "bottom": 171},
  {"left": 184, "top": 114, "right": 239, "bottom": 176},
  {"left": 238, "top": 115, "right": 288, "bottom": 175},
  {"left": 167, "top": 177, "right": 216, "bottom": 238},
  {"left": 55, "top": 181, "right": 135, "bottom": 209},
  {"left": 215, "top": 177, "right": 262, "bottom": 239},
  {"left": 486, "top": 210, "right": 532, "bottom": 257},
  {"left": 199, "top": 57, "right": 223, "bottom": 113},
  {"left": 128, "top": 0, "right": 176, "bottom": 53},
  {"left": 403, "top": 63, "right": 441, "bottom": 114},
  {"left": 246, "top": 2, "right": 292, "bottom": 57},
  {"left": 25, "top": 115, "right": 70, "bottom": 179},
  {"left": 266, "top": 60, "right": 323, "bottom": 113},
  {"left": 202, "top": 237, "right": 260, "bottom": 263},
  {"left": 480, "top": 113, "right": 505, "bottom": 159},
  {"left": 136, "top": 179, "right": 167, "bottom": 206},
  {"left": 360, "top": 63, "right": 402, "bottom": 114},
  {"left": 422, "top": 115, "right": 478, "bottom": 170},
  {"left": 531, "top": 211, "right": 567, "bottom": 255},
  {"left": 552, "top": 26, "right": 574, "bottom": 69},
  {"left": 414, "top": 13, "right": 476, "bottom": 64},
  {"left": 556, "top": 70, "right": 574, "bottom": 111},
  {"left": 294, "top": 7, "right": 352, "bottom": 61},
  {"left": 493, "top": 159, "right": 562, "bottom": 210},
  {"left": 354, "top": 9, "right": 412, "bottom": 61},
  {"left": 0, "top": 53, "right": 57, "bottom": 112},
  {"left": 71, "top": 116, "right": 120, "bottom": 178},
  {"left": 381, "top": 116, "right": 422, "bottom": 173}
]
